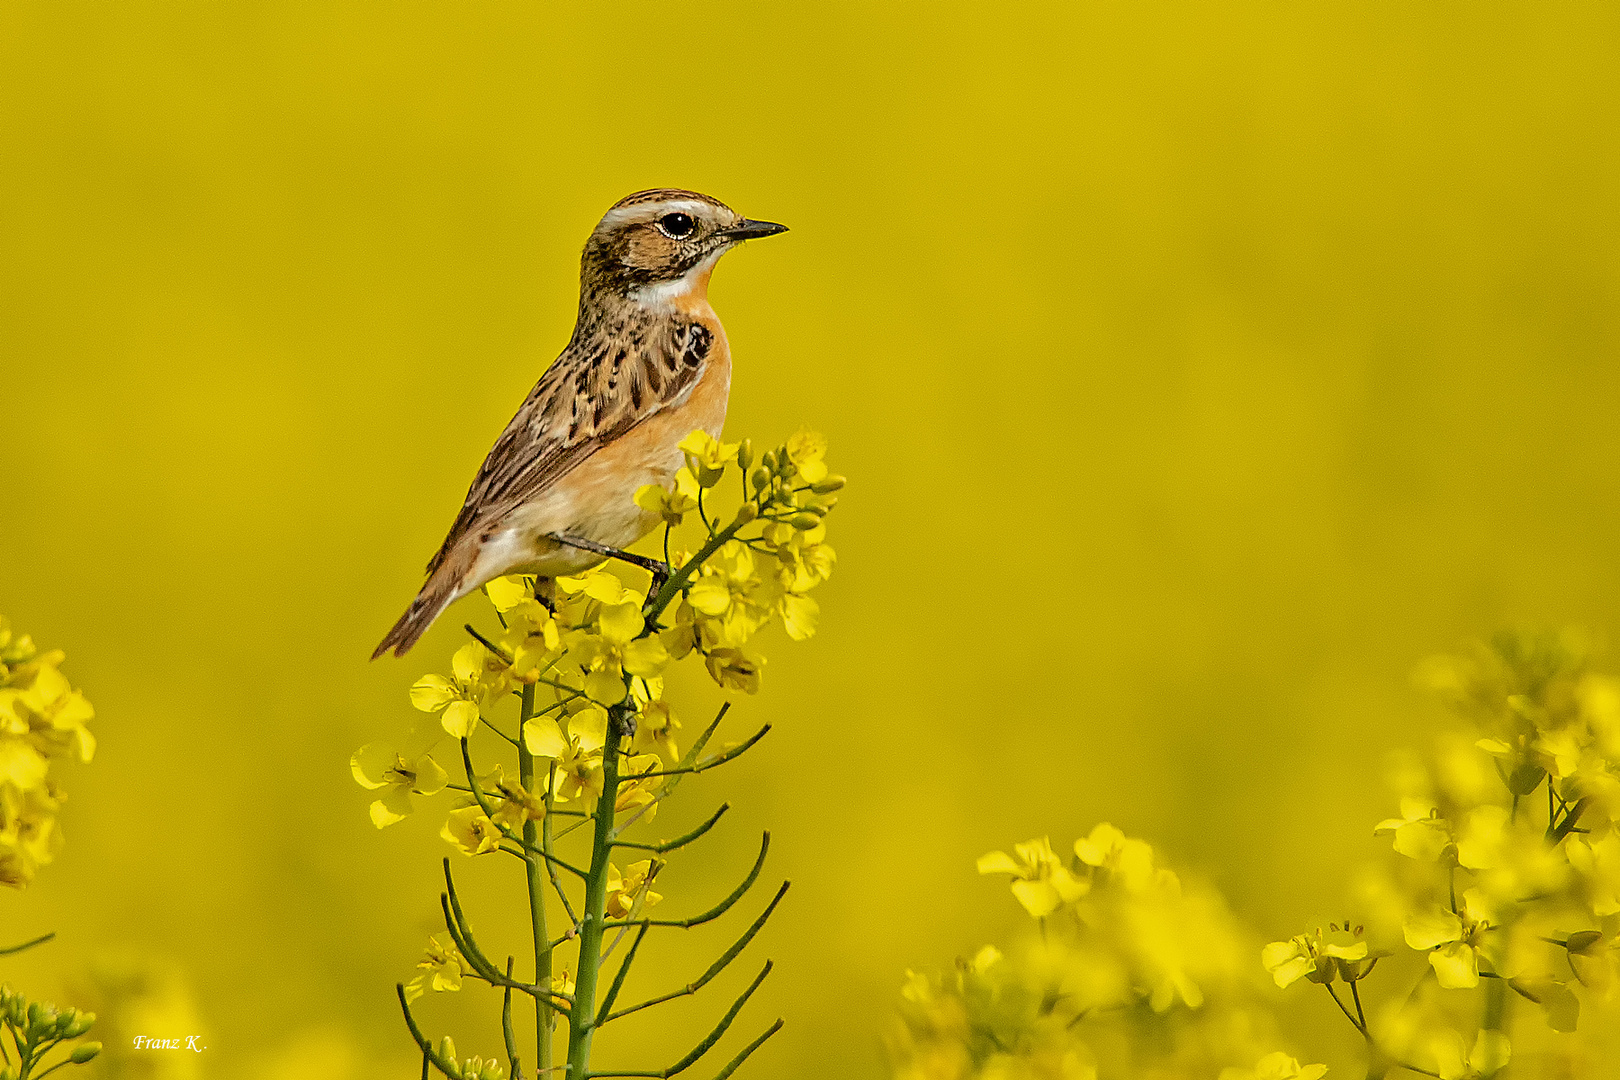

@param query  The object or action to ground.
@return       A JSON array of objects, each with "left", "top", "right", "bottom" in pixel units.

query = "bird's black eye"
[{"left": 657, "top": 212, "right": 696, "bottom": 239}]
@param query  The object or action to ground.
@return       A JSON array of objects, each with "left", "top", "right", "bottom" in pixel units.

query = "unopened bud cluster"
[{"left": 0, "top": 984, "right": 99, "bottom": 1079}]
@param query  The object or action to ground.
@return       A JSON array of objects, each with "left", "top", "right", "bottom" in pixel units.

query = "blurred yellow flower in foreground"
[
  {"left": 976, "top": 837, "right": 1087, "bottom": 918},
  {"left": 0, "top": 615, "right": 94, "bottom": 887},
  {"left": 1218, "top": 1052, "right": 1327, "bottom": 1080}
]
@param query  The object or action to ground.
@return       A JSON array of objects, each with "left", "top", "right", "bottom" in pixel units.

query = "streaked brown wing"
[{"left": 423, "top": 318, "right": 713, "bottom": 576}]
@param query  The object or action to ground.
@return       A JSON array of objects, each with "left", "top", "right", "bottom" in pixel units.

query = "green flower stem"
[
  {"left": 565, "top": 702, "right": 632, "bottom": 1080},
  {"left": 503, "top": 957, "right": 521, "bottom": 1079},
  {"left": 643, "top": 514, "right": 751, "bottom": 627},
  {"left": 519, "top": 682, "right": 555, "bottom": 1074}
]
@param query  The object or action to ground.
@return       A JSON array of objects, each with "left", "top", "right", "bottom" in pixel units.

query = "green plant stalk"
[
  {"left": 565, "top": 702, "right": 630, "bottom": 1079},
  {"left": 519, "top": 681, "right": 553, "bottom": 1072},
  {"left": 644, "top": 513, "right": 749, "bottom": 625}
]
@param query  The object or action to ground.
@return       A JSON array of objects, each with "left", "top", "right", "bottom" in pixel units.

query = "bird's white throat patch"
[{"left": 632, "top": 249, "right": 726, "bottom": 308}]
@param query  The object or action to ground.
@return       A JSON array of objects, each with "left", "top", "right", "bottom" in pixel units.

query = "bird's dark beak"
[{"left": 718, "top": 219, "right": 789, "bottom": 242}]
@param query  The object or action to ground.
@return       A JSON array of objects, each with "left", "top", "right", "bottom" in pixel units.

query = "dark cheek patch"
[{"left": 625, "top": 230, "right": 675, "bottom": 271}]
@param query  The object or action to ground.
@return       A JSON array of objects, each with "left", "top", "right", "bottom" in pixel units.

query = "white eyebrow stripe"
[{"left": 598, "top": 199, "right": 716, "bottom": 229}]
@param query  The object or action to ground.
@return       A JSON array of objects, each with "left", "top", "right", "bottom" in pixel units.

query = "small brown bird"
[{"left": 373, "top": 189, "right": 787, "bottom": 658}]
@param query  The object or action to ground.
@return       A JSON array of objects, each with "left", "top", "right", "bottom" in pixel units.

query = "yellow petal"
[
  {"left": 1393, "top": 819, "right": 1450, "bottom": 862},
  {"left": 569, "top": 706, "right": 609, "bottom": 752},
  {"left": 484, "top": 576, "right": 532, "bottom": 612},
  {"left": 688, "top": 579, "right": 733, "bottom": 617},
  {"left": 598, "top": 602, "right": 644, "bottom": 645},
  {"left": 451, "top": 643, "right": 486, "bottom": 683},
  {"left": 585, "top": 668, "right": 628, "bottom": 706},
  {"left": 1429, "top": 941, "right": 1479, "bottom": 988},
  {"left": 781, "top": 594, "right": 819, "bottom": 641},
  {"left": 441, "top": 700, "right": 480, "bottom": 739},
  {"left": 1404, "top": 907, "right": 1463, "bottom": 950},
  {"left": 1009, "top": 878, "right": 1061, "bottom": 919},
  {"left": 1075, "top": 823, "right": 1125, "bottom": 866},
  {"left": 412, "top": 754, "right": 449, "bottom": 796},
  {"left": 350, "top": 743, "right": 397, "bottom": 789},
  {"left": 623, "top": 637, "right": 670, "bottom": 678},
  {"left": 369, "top": 787, "right": 415, "bottom": 829},
  {"left": 410, "top": 675, "right": 456, "bottom": 713},
  {"left": 524, "top": 716, "right": 568, "bottom": 759},
  {"left": 976, "top": 851, "right": 1022, "bottom": 876}
]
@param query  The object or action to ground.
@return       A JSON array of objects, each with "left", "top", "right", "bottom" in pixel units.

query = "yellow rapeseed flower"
[
  {"left": 442, "top": 805, "right": 503, "bottom": 856},
  {"left": 403, "top": 933, "right": 468, "bottom": 1003},
  {"left": 411, "top": 643, "right": 507, "bottom": 739},
  {"left": 605, "top": 859, "right": 664, "bottom": 919},
  {"left": 350, "top": 741, "right": 450, "bottom": 828},
  {"left": 1374, "top": 797, "right": 1453, "bottom": 863},
  {"left": 977, "top": 837, "right": 1088, "bottom": 919}
]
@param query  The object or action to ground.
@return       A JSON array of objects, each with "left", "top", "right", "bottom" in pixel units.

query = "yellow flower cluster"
[
  {"left": 353, "top": 429, "right": 841, "bottom": 842},
  {"left": 890, "top": 824, "right": 1312, "bottom": 1080},
  {"left": 637, "top": 428, "right": 839, "bottom": 691},
  {"left": 1264, "top": 630, "right": 1620, "bottom": 1079},
  {"left": 0, "top": 617, "right": 94, "bottom": 889}
]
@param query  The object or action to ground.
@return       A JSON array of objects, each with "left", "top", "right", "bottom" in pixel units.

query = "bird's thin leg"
[{"left": 548, "top": 533, "right": 673, "bottom": 596}]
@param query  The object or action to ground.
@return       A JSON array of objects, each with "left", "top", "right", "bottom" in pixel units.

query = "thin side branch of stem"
[
  {"left": 613, "top": 803, "right": 730, "bottom": 854},
  {"left": 604, "top": 881, "right": 791, "bottom": 1024},
  {"left": 0, "top": 933, "right": 54, "bottom": 957},
  {"left": 605, "top": 832, "right": 771, "bottom": 931},
  {"left": 623, "top": 725, "right": 770, "bottom": 782}
]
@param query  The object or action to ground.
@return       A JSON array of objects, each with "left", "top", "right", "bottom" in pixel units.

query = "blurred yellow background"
[{"left": 3, "top": 2, "right": 1619, "bottom": 1077}]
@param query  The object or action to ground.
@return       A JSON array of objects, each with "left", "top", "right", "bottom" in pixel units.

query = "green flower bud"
[
  {"left": 69, "top": 1042, "right": 102, "bottom": 1064},
  {"left": 731, "top": 502, "right": 758, "bottom": 527},
  {"left": 750, "top": 466, "right": 770, "bottom": 491},
  {"left": 736, "top": 439, "right": 753, "bottom": 472},
  {"left": 26, "top": 1002, "right": 43, "bottom": 1026},
  {"left": 761, "top": 449, "right": 778, "bottom": 472},
  {"left": 810, "top": 475, "right": 846, "bottom": 493},
  {"left": 438, "top": 1037, "right": 460, "bottom": 1077},
  {"left": 55, "top": 1009, "right": 75, "bottom": 1034},
  {"left": 64, "top": 1011, "right": 95, "bottom": 1038},
  {"left": 789, "top": 513, "right": 821, "bottom": 531},
  {"left": 480, "top": 1061, "right": 506, "bottom": 1080}
]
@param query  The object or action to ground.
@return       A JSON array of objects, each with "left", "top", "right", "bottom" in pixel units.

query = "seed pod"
[
  {"left": 70, "top": 1043, "right": 102, "bottom": 1064},
  {"left": 811, "top": 475, "right": 846, "bottom": 493},
  {"left": 736, "top": 439, "right": 753, "bottom": 472}
]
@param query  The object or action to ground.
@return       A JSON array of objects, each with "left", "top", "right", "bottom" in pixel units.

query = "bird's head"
[{"left": 581, "top": 189, "right": 787, "bottom": 304}]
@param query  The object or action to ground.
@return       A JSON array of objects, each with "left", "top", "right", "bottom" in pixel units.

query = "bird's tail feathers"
[{"left": 372, "top": 565, "right": 464, "bottom": 660}]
